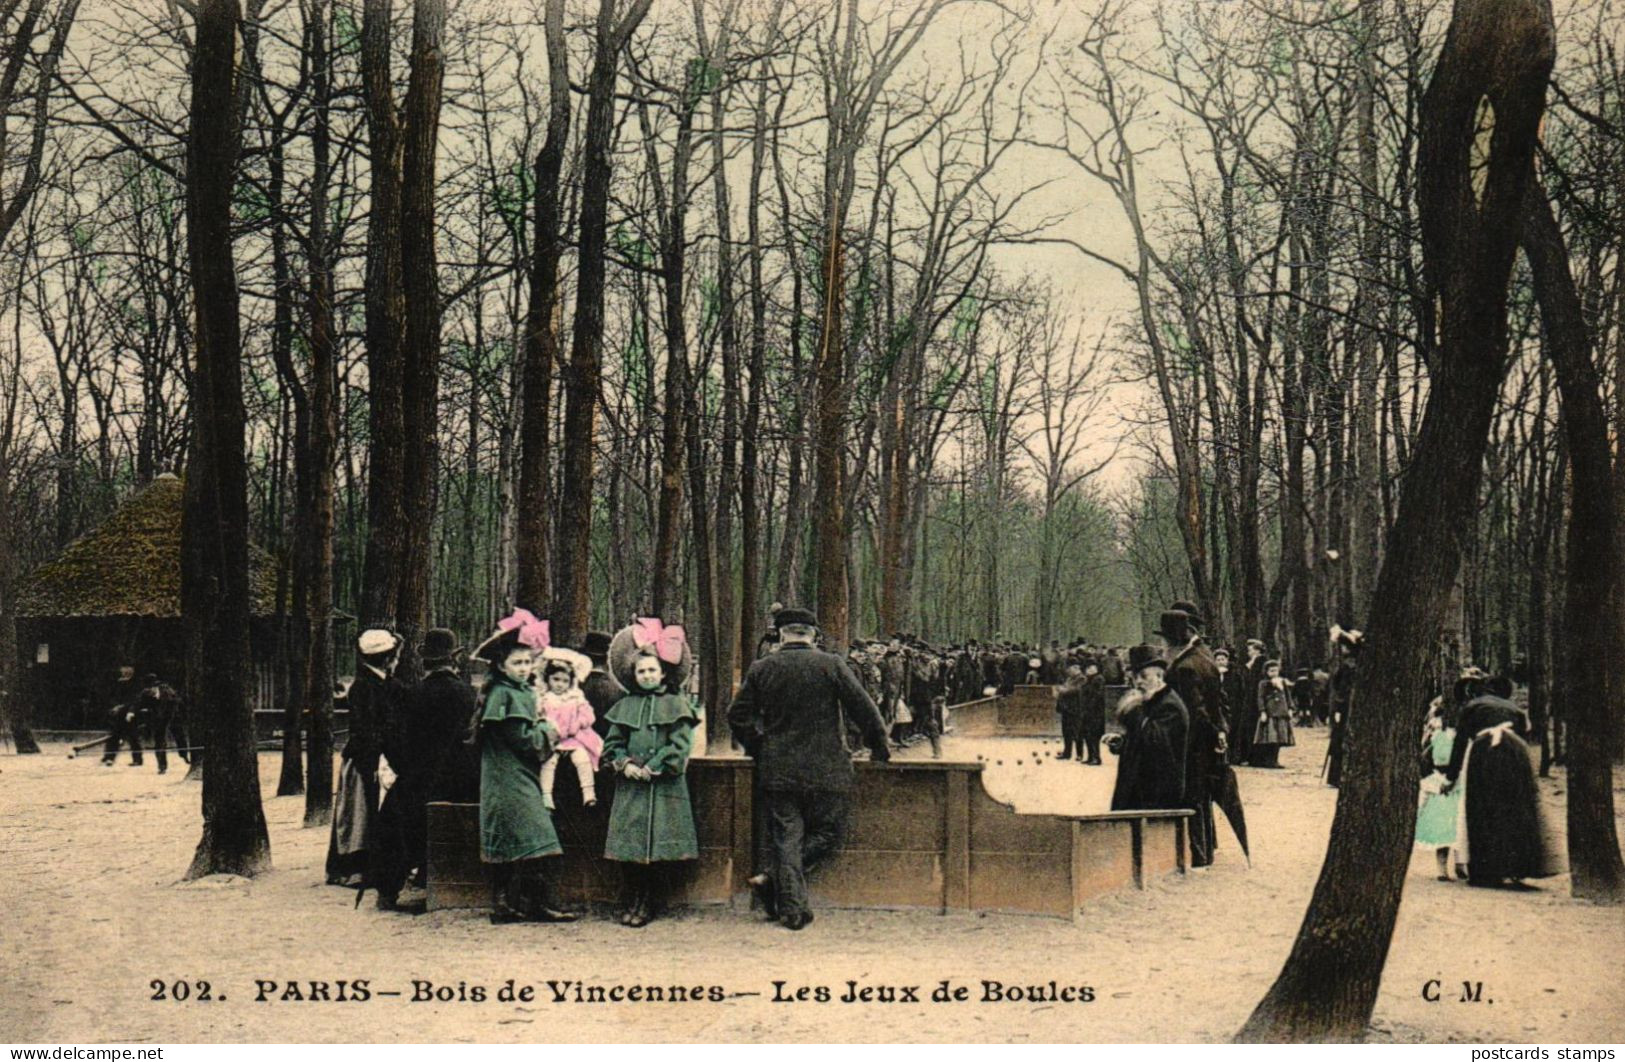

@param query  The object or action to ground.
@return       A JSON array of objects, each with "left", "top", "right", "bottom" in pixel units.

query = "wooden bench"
[{"left": 427, "top": 757, "right": 1189, "bottom": 923}]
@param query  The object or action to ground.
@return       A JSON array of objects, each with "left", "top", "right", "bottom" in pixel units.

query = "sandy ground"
[{"left": 2, "top": 726, "right": 1622, "bottom": 1045}]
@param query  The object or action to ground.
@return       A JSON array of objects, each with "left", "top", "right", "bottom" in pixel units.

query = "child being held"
[{"left": 537, "top": 649, "right": 604, "bottom": 809}]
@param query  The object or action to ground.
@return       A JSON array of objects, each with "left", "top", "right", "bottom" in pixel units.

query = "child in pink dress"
[{"left": 537, "top": 651, "right": 604, "bottom": 809}]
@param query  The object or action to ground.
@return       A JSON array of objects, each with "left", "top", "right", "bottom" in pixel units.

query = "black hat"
[
  {"left": 421, "top": 627, "right": 462, "bottom": 662},
  {"left": 139, "top": 672, "right": 159, "bottom": 687},
  {"left": 775, "top": 607, "right": 819, "bottom": 630},
  {"left": 1169, "top": 600, "right": 1204, "bottom": 627},
  {"left": 1127, "top": 644, "right": 1167, "bottom": 675},
  {"left": 1158, "top": 610, "right": 1194, "bottom": 641},
  {"left": 580, "top": 630, "right": 613, "bottom": 659}
]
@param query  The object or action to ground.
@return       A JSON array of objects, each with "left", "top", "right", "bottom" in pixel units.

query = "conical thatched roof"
[{"left": 16, "top": 474, "right": 280, "bottom": 618}]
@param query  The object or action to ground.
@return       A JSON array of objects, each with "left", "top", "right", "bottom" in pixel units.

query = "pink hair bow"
[
  {"left": 632, "top": 617, "right": 686, "bottom": 664},
  {"left": 498, "top": 608, "right": 550, "bottom": 650}
]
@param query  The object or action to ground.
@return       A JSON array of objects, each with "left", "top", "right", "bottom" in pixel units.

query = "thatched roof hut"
[
  {"left": 15, "top": 473, "right": 279, "bottom": 618},
  {"left": 14, "top": 474, "right": 284, "bottom": 730}
]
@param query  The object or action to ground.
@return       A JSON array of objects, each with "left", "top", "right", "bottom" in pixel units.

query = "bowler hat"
[
  {"left": 775, "top": 607, "right": 819, "bottom": 630},
  {"left": 1126, "top": 644, "right": 1167, "bottom": 675},
  {"left": 580, "top": 630, "right": 613, "bottom": 659},
  {"left": 1169, "top": 600, "right": 1204, "bottom": 627},
  {"left": 1157, "top": 610, "right": 1194, "bottom": 641},
  {"left": 421, "top": 627, "right": 462, "bottom": 662}
]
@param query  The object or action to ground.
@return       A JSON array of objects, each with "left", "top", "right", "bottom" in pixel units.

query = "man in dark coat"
[
  {"left": 326, "top": 629, "right": 403, "bottom": 885},
  {"left": 1229, "top": 640, "right": 1265, "bottom": 763},
  {"left": 1160, "top": 605, "right": 1228, "bottom": 868},
  {"left": 578, "top": 630, "right": 623, "bottom": 741},
  {"left": 1326, "top": 627, "right": 1362, "bottom": 787},
  {"left": 134, "top": 674, "right": 187, "bottom": 774},
  {"left": 372, "top": 628, "right": 476, "bottom": 910},
  {"left": 1110, "top": 645, "right": 1189, "bottom": 810},
  {"left": 953, "top": 649, "right": 981, "bottom": 704},
  {"left": 1078, "top": 659, "right": 1107, "bottom": 765},
  {"left": 726, "top": 607, "right": 890, "bottom": 930},
  {"left": 1056, "top": 663, "right": 1088, "bottom": 761},
  {"left": 101, "top": 665, "right": 143, "bottom": 767}
]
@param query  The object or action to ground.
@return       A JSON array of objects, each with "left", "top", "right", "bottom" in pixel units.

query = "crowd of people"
[{"left": 93, "top": 588, "right": 1554, "bottom": 926}]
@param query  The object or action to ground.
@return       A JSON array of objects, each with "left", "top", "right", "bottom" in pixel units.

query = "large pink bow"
[
  {"left": 498, "top": 608, "right": 550, "bottom": 650},
  {"left": 632, "top": 617, "right": 686, "bottom": 664}
]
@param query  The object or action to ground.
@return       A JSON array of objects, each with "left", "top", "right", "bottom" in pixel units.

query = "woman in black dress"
[{"left": 1441, "top": 676, "right": 1560, "bottom": 887}]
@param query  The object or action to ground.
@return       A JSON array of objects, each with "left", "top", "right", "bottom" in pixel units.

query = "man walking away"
[{"left": 726, "top": 608, "right": 890, "bottom": 930}]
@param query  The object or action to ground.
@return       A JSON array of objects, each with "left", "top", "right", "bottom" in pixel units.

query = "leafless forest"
[{"left": 0, "top": 0, "right": 1621, "bottom": 1041}]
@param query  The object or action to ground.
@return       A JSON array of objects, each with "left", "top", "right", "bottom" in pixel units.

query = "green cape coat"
[
  {"left": 478, "top": 673, "right": 563, "bottom": 863},
  {"left": 602, "top": 691, "right": 700, "bottom": 864}
]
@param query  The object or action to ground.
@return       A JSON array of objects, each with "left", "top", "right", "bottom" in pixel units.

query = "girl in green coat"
[
  {"left": 603, "top": 644, "right": 700, "bottom": 927},
  {"left": 474, "top": 622, "right": 578, "bottom": 925}
]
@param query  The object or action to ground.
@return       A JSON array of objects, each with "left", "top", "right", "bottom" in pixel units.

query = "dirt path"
[{"left": 2, "top": 728, "right": 1620, "bottom": 1044}]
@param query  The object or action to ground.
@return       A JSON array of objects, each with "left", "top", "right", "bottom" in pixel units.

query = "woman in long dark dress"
[{"left": 1441, "top": 680, "right": 1559, "bottom": 887}]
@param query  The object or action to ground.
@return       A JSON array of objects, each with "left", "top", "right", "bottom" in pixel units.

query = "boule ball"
[{"left": 608, "top": 623, "right": 693, "bottom": 692}]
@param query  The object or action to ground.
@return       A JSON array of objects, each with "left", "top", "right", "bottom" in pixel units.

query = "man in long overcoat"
[
  {"left": 1109, "top": 645, "right": 1189, "bottom": 810},
  {"left": 1160, "top": 605, "right": 1228, "bottom": 868},
  {"left": 726, "top": 608, "right": 891, "bottom": 930},
  {"left": 372, "top": 628, "right": 477, "bottom": 910}
]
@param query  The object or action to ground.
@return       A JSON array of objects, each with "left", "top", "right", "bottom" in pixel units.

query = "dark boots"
[{"left": 489, "top": 861, "right": 578, "bottom": 925}]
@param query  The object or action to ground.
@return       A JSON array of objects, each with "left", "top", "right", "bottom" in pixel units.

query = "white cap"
[{"left": 358, "top": 629, "right": 399, "bottom": 655}]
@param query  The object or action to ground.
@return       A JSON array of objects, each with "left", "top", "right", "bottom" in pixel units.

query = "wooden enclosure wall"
[{"left": 427, "top": 756, "right": 1189, "bottom": 922}]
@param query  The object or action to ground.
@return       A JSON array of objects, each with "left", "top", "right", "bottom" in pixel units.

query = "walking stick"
[{"left": 67, "top": 734, "right": 113, "bottom": 757}]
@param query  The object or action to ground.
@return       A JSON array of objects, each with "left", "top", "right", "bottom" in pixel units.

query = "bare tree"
[
  {"left": 1238, "top": 0, "right": 1555, "bottom": 1039},
  {"left": 183, "top": 0, "right": 272, "bottom": 879}
]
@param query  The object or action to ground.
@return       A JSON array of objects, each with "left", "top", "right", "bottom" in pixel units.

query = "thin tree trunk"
[
  {"left": 555, "top": 0, "right": 653, "bottom": 646},
  {"left": 184, "top": 0, "right": 271, "bottom": 878},
  {"left": 1521, "top": 184, "right": 1625, "bottom": 903},
  {"left": 304, "top": 0, "right": 338, "bottom": 828},
  {"left": 515, "top": 0, "right": 567, "bottom": 617}
]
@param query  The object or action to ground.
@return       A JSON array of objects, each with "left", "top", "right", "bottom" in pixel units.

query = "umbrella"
[{"left": 1214, "top": 764, "right": 1250, "bottom": 866}]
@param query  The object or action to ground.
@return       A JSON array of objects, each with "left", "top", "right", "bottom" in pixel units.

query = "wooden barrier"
[
  {"left": 427, "top": 757, "right": 1189, "bottom": 923},
  {"left": 999, "top": 684, "right": 1061, "bottom": 736}
]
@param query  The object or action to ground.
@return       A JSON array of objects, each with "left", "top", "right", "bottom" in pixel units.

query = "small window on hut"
[{"left": 36, "top": 643, "right": 49, "bottom": 664}]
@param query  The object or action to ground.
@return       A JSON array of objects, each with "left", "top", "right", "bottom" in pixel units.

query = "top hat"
[
  {"left": 775, "top": 607, "right": 819, "bottom": 630},
  {"left": 580, "top": 630, "right": 613, "bottom": 660},
  {"left": 1126, "top": 644, "right": 1168, "bottom": 675},
  {"left": 421, "top": 627, "right": 462, "bottom": 662}
]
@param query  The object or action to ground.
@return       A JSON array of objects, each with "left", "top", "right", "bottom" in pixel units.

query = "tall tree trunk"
[
  {"left": 183, "top": 0, "right": 271, "bottom": 879},
  {"left": 394, "top": 0, "right": 446, "bottom": 679},
  {"left": 812, "top": 222, "right": 849, "bottom": 649},
  {"left": 1351, "top": 0, "right": 1386, "bottom": 618},
  {"left": 1238, "top": 0, "right": 1553, "bottom": 1039},
  {"left": 1521, "top": 185, "right": 1625, "bottom": 903},
  {"left": 515, "top": 0, "right": 568, "bottom": 617},
  {"left": 555, "top": 0, "right": 652, "bottom": 645},
  {"left": 304, "top": 0, "right": 339, "bottom": 828},
  {"left": 359, "top": 0, "right": 407, "bottom": 632}
]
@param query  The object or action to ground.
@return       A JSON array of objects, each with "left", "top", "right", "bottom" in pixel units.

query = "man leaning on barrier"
[{"left": 726, "top": 607, "right": 891, "bottom": 931}]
